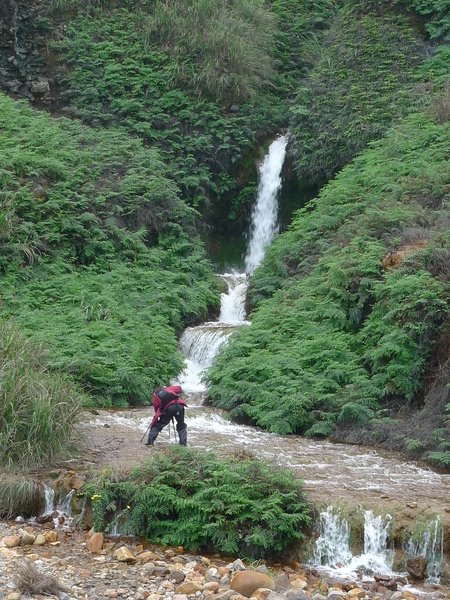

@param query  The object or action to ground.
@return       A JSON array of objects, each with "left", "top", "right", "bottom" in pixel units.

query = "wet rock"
[
  {"left": 347, "top": 589, "right": 365, "bottom": 599},
  {"left": 87, "top": 532, "right": 104, "bottom": 553},
  {"left": 3, "top": 536, "right": 20, "bottom": 548},
  {"left": 290, "top": 578, "right": 307, "bottom": 591},
  {"left": 406, "top": 557, "right": 427, "bottom": 580},
  {"left": 231, "top": 571, "right": 276, "bottom": 598}
]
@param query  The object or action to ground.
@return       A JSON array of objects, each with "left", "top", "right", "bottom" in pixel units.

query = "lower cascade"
[{"left": 312, "top": 506, "right": 444, "bottom": 583}]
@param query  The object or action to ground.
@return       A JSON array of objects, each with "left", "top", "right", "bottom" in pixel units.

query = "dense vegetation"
[
  {"left": 290, "top": 7, "right": 425, "bottom": 183},
  {"left": 0, "top": 0, "right": 449, "bottom": 470},
  {"left": 208, "top": 110, "right": 450, "bottom": 467},
  {"left": 87, "top": 447, "right": 310, "bottom": 558},
  {"left": 0, "top": 94, "right": 218, "bottom": 406}
]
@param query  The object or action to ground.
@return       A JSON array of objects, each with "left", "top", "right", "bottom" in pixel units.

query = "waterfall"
[
  {"left": 313, "top": 506, "right": 352, "bottom": 567},
  {"left": 405, "top": 516, "right": 443, "bottom": 583},
  {"left": 42, "top": 484, "right": 55, "bottom": 516},
  {"left": 176, "top": 135, "right": 288, "bottom": 395},
  {"left": 348, "top": 511, "right": 394, "bottom": 575},
  {"left": 244, "top": 135, "right": 288, "bottom": 274},
  {"left": 219, "top": 272, "right": 248, "bottom": 323},
  {"left": 313, "top": 507, "right": 393, "bottom": 575}
]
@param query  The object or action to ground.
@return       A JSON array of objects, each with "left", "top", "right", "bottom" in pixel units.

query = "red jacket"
[{"left": 150, "top": 385, "right": 187, "bottom": 428}]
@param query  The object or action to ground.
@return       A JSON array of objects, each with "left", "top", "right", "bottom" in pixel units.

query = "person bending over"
[{"left": 146, "top": 385, "right": 187, "bottom": 446}]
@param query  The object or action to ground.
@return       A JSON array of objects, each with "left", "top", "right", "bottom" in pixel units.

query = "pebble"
[{"left": 0, "top": 523, "right": 447, "bottom": 600}]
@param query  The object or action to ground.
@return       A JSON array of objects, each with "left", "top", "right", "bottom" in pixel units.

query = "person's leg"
[
  {"left": 146, "top": 413, "right": 171, "bottom": 445},
  {"left": 174, "top": 406, "right": 187, "bottom": 446}
]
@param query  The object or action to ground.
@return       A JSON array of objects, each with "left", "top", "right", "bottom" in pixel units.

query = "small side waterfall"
[
  {"left": 42, "top": 484, "right": 55, "bottom": 516},
  {"left": 405, "top": 516, "right": 444, "bottom": 583},
  {"left": 313, "top": 506, "right": 352, "bottom": 567},
  {"left": 176, "top": 135, "right": 288, "bottom": 397},
  {"left": 313, "top": 507, "right": 393, "bottom": 575}
]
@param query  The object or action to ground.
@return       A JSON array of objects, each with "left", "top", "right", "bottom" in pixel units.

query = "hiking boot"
[{"left": 145, "top": 442, "right": 154, "bottom": 446}]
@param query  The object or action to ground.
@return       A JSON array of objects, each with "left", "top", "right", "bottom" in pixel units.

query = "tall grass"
[
  {"left": 0, "top": 320, "right": 83, "bottom": 471},
  {"left": 141, "top": 0, "right": 276, "bottom": 102},
  {"left": 0, "top": 476, "right": 43, "bottom": 518}
]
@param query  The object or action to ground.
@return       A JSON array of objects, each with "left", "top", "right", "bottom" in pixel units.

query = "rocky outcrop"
[{"left": 0, "top": 0, "right": 55, "bottom": 105}]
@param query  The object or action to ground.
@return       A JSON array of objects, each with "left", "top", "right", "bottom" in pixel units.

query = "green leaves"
[{"left": 86, "top": 447, "right": 311, "bottom": 558}]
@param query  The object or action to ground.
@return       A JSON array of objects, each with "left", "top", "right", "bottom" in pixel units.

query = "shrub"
[
  {"left": 0, "top": 320, "right": 83, "bottom": 471},
  {"left": 86, "top": 447, "right": 311, "bottom": 558},
  {"left": 0, "top": 477, "right": 43, "bottom": 518}
]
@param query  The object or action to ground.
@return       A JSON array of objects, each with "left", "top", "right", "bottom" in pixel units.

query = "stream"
[{"left": 84, "top": 135, "right": 449, "bottom": 583}]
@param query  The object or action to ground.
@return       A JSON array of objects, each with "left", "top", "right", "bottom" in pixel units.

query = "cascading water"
[
  {"left": 405, "top": 516, "right": 444, "bottom": 583},
  {"left": 176, "top": 135, "right": 288, "bottom": 396},
  {"left": 42, "top": 484, "right": 55, "bottom": 516},
  {"left": 244, "top": 135, "right": 288, "bottom": 274},
  {"left": 313, "top": 506, "right": 352, "bottom": 567},
  {"left": 313, "top": 507, "right": 394, "bottom": 576}
]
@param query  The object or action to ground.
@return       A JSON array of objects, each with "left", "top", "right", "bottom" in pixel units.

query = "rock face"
[{"left": 231, "top": 571, "right": 276, "bottom": 597}]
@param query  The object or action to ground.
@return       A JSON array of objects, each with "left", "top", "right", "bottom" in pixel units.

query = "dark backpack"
[{"left": 156, "top": 388, "right": 179, "bottom": 410}]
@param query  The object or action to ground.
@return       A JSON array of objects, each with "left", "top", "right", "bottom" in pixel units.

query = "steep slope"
[
  {"left": 0, "top": 94, "right": 218, "bottom": 406},
  {"left": 208, "top": 109, "right": 450, "bottom": 468}
]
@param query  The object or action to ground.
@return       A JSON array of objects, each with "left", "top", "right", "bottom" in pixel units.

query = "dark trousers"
[{"left": 148, "top": 403, "right": 187, "bottom": 445}]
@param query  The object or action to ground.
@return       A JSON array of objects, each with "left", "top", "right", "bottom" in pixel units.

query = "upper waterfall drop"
[{"left": 244, "top": 134, "right": 288, "bottom": 274}]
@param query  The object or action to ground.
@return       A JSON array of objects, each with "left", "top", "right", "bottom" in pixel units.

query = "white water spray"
[
  {"left": 405, "top": 516, "right": 443, "bottom": 583},
  {"left": 313, "top": 507, "right": 394, "bottom": 575},
  {"left": 176, "top": 136, "right": 288, "bottom": 395},
  {"left": 313, "top": 506, "right": 352, "bottom": 567},
  {"left": 244, "top": 135, "right": 288, "bottom": 274},
  {"left": 42, "top": 484, "right": 55, "bottom": 516}
]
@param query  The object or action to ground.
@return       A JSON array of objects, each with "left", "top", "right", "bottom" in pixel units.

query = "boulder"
[
  {"left": 171, "top": 569, "right": 186, "bottom": 584},
  {"left": 347, "top": 589, "right": 365, "bottom": 599},
  {"left": 114, "top": 546, "right": 136, "bottom": 562},
  {"left": 273, "top": 574, "right": 291, "bottom": 592},
  {"left": 175, "top": 581, "right": 203, "bottom": 595},
  {"left": 33, "top": 534, "right": 46, "bottom": 546},
  {"left": 87, "top": 532, "right": 104, "bottom": 553},
  {"left": 44, "top": 531, "right": 58, "bottom": 543},
  {"left": 285, "top": 592, "right": 309, "bottom": 600},
  {"left": 251, "top": 588, "right": 273, "bottom": 600},
  {"left": 231, "top": 571, "right": 276, "bottom": 598},
  {"left": 136, "top": 551, "right": 158, "bottom": 564},
  {"left": 20, "top": 531, "right": 36, "bottom": 545},
  {"left": 406, "top": 557, "right": 427, "bottom": 580},
  {"left": 3, "top": 535, "right": 21, "bottom": 548}
]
